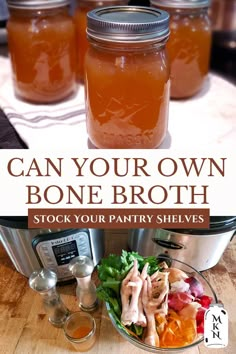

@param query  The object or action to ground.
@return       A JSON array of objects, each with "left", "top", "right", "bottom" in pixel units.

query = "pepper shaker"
[
  {"left": 69, "top": 256, "right": 98, "bottom": 312},
  {"left": 29, "top": 268, "right": 70, "bottom": 327}
]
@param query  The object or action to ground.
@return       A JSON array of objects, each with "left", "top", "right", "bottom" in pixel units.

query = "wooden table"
[{"left": 0, "top": 230, "right": 235, "bottom": 354}]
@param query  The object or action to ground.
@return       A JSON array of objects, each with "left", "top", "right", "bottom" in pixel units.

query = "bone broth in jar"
[
  {"left": 73, "top": 0, "right": 128, "bottom": 83},
  {"left": 7, "top": 0, "right": 77, "bottom": 103},
  {"left": 85, "top": 6, "right": 170, "bottom": 149},
  {"left": 151, "top": 0, "right": 212, "bottom": 99}
]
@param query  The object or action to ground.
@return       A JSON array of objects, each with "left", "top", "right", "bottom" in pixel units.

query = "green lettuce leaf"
[{"left": 97, "top": 250, "right": 161, "bottom": 339}]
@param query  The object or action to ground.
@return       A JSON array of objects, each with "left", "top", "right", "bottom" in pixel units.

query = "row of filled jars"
[{"left": 6, "top": 0, "right": 212, "bottom": 149}]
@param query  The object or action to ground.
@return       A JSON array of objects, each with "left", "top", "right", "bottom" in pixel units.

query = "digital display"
[{"left": 52, "top": 240, "right": 79, "bottom": 265}]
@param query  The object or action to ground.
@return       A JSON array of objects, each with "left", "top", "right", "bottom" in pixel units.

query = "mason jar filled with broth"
[
  {"left": 7, "top": 0, "right": 77, "bottom": 103},
  {"left": 85, "top": 6, "right": 170, "bottom": 149},
  {"left": 73, "top": 0, "right": 128, "bottom": 83},
  {"left": 151, "top": 0, "right": 212, "bottom": 99}
]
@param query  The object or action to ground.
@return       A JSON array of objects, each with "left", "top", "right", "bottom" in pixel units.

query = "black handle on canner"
[{"left": 152, "top": 239, "right": 184, "bottom": 250}]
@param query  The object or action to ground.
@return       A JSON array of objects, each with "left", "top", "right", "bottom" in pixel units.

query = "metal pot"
[
  {"left": 128, "top": 217, "right": 236, "bottom": 271},
  {"left": 0, "top": 217, "right": 104, "bottom": 282}
]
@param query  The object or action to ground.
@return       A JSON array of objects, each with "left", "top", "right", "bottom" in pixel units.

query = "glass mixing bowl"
[{"left": 105, "top": 256, "right": 218, "bottom": 353}]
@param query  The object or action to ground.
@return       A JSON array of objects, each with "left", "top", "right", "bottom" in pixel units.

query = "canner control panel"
[{"left": 32, "top": 230, "right": 92, "bottom": 281}]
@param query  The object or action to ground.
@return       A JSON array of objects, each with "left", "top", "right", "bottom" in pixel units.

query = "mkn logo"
[{"left": 204, "top": 304, "right": 228, "bottom": 348}]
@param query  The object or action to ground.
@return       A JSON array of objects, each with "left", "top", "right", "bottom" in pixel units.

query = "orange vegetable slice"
[{"left": 158, "top": 311, "right": 197, "bottom": 348}]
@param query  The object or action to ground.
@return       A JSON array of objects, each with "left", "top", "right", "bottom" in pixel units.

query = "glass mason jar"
[
  {"left": 85, "top": 6, "right": 170, "bottom": 149},
  {"left": 7, "top": 0, "right": 77, "bottom": 103},
  {"left": 151, "top": 0, "right": 212, "bottom": 99},
  {"left": 63, "top": 312, "right": 96, "bottom": 352},
  {"left": 73, "top": 0, "right": 128, "bottom": 83}
]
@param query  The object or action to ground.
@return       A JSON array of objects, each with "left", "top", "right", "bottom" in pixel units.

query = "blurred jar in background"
[
  {"left": 73, "top": 0, "right": 128, "bottom": 83},
  {"left": 210, "top": 0, "right": 236, "bottom": 49},
  {"left": 85, "top": 6, "right": 170, "bottom": 149},
  {"left": 7, "top": 0, "right": 77, "bottom": 104},
  {"left": 151, "top": 0, "right": 212, "bottom": 99}
]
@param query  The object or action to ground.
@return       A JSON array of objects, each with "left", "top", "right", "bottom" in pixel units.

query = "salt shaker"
[
  {"left": 69, "top": 256, "right": 98, "bottom": 311},
  {"left": 29, "top": 268, "right": 70, "bottom": 327}
]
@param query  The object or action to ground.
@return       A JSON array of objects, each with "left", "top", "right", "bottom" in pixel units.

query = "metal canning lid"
[
  {"left": 150, "top": 0, "right": 210, "bottom": 9},
  {"left": 87, "top": 6, "right": 170, "bottom": 43},
  {"left": 7, "top": 0, "right": 70, "bottom": 10}
]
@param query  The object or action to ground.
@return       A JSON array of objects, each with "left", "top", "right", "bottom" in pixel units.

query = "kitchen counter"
[{"left": 0, "top": 230, "right": 235, "bottom": 354}]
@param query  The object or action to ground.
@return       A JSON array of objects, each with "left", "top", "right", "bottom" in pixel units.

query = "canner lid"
[
  {"left": 167, "top": 216, "right": 236, "bottom": 235},
  {"left": 0, "top": 216, "right": 28, "bottom": 229}
]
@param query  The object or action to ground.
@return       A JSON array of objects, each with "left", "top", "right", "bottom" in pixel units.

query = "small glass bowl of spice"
[{"left": 63, "top": 312, "right": 96, "bottom": 352}]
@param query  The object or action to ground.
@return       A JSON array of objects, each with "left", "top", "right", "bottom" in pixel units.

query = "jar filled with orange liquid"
[
  {"left": 85, "top": 6, "right": 170, "bottom": 149},
  {"left": 73, "top": 0, "right": 128, "bottom": 83},
  {"left": 151, "top": 0, "right": 212, "bottom": 99},
  {"left": 7, "top": 0, "right": 77, "bottom": 103},
  {"left": 63, "top": 312, "right": 96, "bottom": 351}
]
